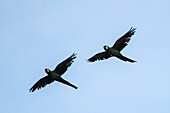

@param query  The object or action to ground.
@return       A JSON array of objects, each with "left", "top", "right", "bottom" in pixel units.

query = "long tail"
[
  {"left": 118, "top": 55, "right": 137, "bottom": 63},
  {"left": 58, "top": 77, "right": 78, "bottom": 89}
]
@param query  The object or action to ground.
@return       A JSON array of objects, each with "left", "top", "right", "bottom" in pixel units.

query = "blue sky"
[{"left": 0, "top": 0, "right": 170, "bottom": 113}]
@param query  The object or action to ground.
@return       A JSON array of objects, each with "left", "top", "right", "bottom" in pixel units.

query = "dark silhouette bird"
[
  {"left": 88, "top": 27, "right": 137, "bottom": 63},
  {"left": 29, "top": 53, "right": 78, "bottom": 92}
]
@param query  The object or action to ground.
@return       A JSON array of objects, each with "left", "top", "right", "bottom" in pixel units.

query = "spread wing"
[
  {"left": 112, "top": 27, "right": 136, "bottom": 52},
  {"left": 29, "top": 76, "right": 54, "bottom": 92},
  {"left": 88, "top": 51, "right": 112, "bottom": 62},
  {"left": 53, "top": 53, "right": 77, "bottom": 75}
]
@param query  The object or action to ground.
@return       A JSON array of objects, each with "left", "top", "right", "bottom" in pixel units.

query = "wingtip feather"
[
  {"left": 70, "top": 53, "right": 77, "bottom": 59},
  {"left": 129, "top": 27, "right": 137, "bottom": 32}
]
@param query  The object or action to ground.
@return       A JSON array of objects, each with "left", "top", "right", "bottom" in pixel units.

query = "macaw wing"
[
  {"left": 29, "top": 76, "right": 54, "bottom": 92},
  {"left": 53, "top": 53, "right": 77, "bottom": 75},
  {"left": 112, "top": 27, "right": 136, "bottom": 52},
  {"left": 88, "top": 51, "right": 112, "bottom": 62}
]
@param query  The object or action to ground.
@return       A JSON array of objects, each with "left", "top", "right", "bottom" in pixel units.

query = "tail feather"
[
  {"left": 118, "top": 55, "right": 136, "bottom": 63},
  {"left": 58, "top": 77, "right": 78, "bottom": 89}
]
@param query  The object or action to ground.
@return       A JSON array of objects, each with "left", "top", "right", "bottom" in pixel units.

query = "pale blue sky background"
[{"left": 0, "top": 0, "right": 170, "bottom": 113}]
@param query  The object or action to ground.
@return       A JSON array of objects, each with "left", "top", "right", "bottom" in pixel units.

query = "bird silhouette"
[
  {"left": 29, "top": 53, "right": 78, "bottom": 92},
  {"left": 88, "top": 27, "right": 137, "bottom": 63}
]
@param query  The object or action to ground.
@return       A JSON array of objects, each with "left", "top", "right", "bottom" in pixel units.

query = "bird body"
[
  {"left": 45, "top": 68, "right": 62, "bottom": 80},
  {"left": 48, "top": 70, "right": 61, "bottom": 79},
  {"left": 107, "top": 47, "right": 120, "bottom": 56}
]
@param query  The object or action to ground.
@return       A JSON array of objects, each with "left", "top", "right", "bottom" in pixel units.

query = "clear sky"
[{"left": 0, "top": 0, "right": 170, "bottom": 113}]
